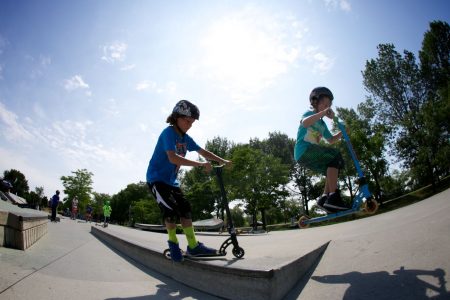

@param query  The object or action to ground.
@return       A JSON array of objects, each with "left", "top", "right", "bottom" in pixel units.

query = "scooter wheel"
[
  {"left": 232, "top": 247, "right": 245, "bottom": 258},
  {"left": 163, "top": 249, "right": 171, "bottom": 259},
  {"left": 363, "top": 198, "right": 379, "bottom": 215},
  {"left": 298, "top": 216, "right": 310, "bottom": 229}
]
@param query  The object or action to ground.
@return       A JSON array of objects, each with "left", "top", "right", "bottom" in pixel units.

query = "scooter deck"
[{"left": 163, "top": 248, "right": 226, "bottom": 260}]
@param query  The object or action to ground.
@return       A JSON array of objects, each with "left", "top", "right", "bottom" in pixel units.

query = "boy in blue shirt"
[
  {"left": 294, "top": 87, "right": 349, "bottom": 213},
  {"left": 147, "top": 100, "right": 231, "bottom": 262}
]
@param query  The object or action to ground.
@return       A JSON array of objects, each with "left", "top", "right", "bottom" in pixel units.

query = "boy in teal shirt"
[{"left": 294, "top": 87, "right": 349, "bottom": 212}]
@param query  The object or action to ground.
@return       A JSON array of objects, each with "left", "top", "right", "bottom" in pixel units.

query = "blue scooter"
[{"left": 298, "top": 117, "right": 379, "bottom": 228}]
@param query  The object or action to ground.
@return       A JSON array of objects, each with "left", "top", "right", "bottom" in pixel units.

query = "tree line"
[{"left": 2, "top": 21, "right": 448, "bottom": 229}]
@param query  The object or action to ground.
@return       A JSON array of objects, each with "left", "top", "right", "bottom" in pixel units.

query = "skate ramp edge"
[{"left": 91, "top": 226, "right": 329, "bottom": 300}]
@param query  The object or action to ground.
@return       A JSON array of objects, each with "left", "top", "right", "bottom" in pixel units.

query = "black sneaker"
[
  {"left": 324, "top": 192, "right": 350, "bottom": 211},
  {"left": 317, "top": 195, "right": 330, "bottom": 211}
]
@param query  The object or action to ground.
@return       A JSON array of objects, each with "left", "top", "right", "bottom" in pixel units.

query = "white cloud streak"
[
  {"left": 101, "top": 41, "right": 128, "bottom": 63},
  {"left": 198, "top": 6, "right": 304, "bottom": 105},
  {"left": 0, "top": 101, "right": 133, "bottom": 171},
  {"left": 0, "top": 101, "right": 33, "bottom": 142},
  {"left": 304, "top": 46, "right": 335, "bottom": 74},
  {"left": 324, "top": 0, "right": 352, "bottom": 12},
  {"left": 64, "top": 75, "right": 89, "bottom": 91}
]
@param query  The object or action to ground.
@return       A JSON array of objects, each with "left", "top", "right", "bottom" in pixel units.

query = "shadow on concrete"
[
  {"left": 95, "top": 237, "right": 220, "bottom": 300},
  {"left": 104, "top": 283, "right": 210, "bottom": 300},
  {"left": 311, "top": 266, "right": 449, "bottom": 299}
]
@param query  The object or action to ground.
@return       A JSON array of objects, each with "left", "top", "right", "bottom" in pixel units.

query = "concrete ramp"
[
  {"left": 91, "top": 188, "right": 450, "bottom": 300},
  {"left": 0, "top": 201, "right": 48, "bottom": 250},
  {"left": 91, "top": 225, "right": 329, "bottom": 300}
]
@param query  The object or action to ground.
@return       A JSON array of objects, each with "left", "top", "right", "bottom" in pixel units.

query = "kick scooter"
[
  {"left": 164, "top": 165, "right": 245, "bottom": 259},
  {"left": 298, "top": 117, "right": 379, "bottom": 228}
]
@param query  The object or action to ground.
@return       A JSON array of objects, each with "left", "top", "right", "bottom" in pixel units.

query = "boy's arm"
[
  {"left": 197, "top": 148, "right": 231, "bottom": 165},
  {"left": 327, "top": 132, "right": 343, "bottom": 144},
  {"left": 166, "top": 150, "right": 209, "bottom": 168},
  {"left": 302, "top": 108, "right": 333, "bottom": 128}
]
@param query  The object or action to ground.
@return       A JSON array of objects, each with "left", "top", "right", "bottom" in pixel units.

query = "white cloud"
[
  {"left": 40, "top": 55, "right": 51, "bottom": 67},
  {"left": 135, "top": 80, "right": 156, "bottom": 91},
  {"left": 101, "top": 41, "right": 128, "bottom": 63},
  {"left": 324, "top": 0, "right": 352, "bottom": 12},
  {"left": 0, "top": 100, "right": 133, "bottom": 172},
  {"left": 0, "top": 146, "right": 62, "bottom": 197},
  {"left": 198, "top": 6, "right": 304, "bottom": 105},
  {"left": 0, "top": 101, "right": 33, "bottom": 142},
  {"left": 0, "top": 35, "right": 7, "bottom": 55},
  {"left": 135, "top": 80, "right": 176, "bottom": 95},
  {"left": 64, "top": 75, "right": 89, "bottom": 91},
  {"left": 120, "top": 64, "right": 136, "bottom": 71},
  {"left": 305, "top": 46, "right": 334, "bottom": 74},
  {"left": 104, "top": 98, "right": 120, "bottom": 116},
  {"left": 33, "top": 103, "right": 46, "bottom": 119}
]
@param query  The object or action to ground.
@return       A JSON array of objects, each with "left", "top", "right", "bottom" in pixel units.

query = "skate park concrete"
[{"left": 1, "top": 188, "right": 449, "bottom": 299}]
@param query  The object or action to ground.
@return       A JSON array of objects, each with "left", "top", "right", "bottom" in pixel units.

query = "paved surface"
[
  {"left": 1, "top": 188, "right": 449, "bottom": 299},
  {"left": 0, "top": 219, "right": 218, "bottom": 300}
]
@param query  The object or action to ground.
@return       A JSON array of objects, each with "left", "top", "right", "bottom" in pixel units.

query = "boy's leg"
[
  {"left": 181, "top": 218, "right": 197, "bottom": 249},
  {"left": 148, "top": 182, "right": 183, "bottom": 261},
  {"left": 165, "top": 221, "right": 179, "bottom": 244},
  {"left": 324, "top": 166, "right": 349, "bottom": 211},
  {"left": 326, "top": 167, "right": 339, "bottom": 193}
]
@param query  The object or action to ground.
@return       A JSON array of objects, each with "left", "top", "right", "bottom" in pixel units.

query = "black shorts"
[{"left": 147, "top": 182, "right": 192, "bottom": 221}]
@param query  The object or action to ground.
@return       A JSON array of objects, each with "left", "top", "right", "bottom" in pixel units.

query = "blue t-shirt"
[
  {"left": 51, "top": 194, "right": 59, "bottom": 207},
  {"left": 146, "top": 126, "right": 201, "bottom": 186},
  {"left": 294, "top": 110, "right": 333, "bottom": 161}
]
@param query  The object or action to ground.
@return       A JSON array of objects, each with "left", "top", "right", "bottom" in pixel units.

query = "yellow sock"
[
  {"left": 183, "top": 226, "right": 198, "bottom": 249},
  {"left": 167, "top": 227, "right": 178, "bottom": 244}
]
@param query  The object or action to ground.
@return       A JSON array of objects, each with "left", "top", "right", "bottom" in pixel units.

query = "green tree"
[
  {"left": 205, "top": 136, "right": 234, "bottom": 159},
  {"left": 111, "top": 182, "right": 154, "bottom": 225},
  {"left": 60, "top": 169, "right": 93, "bottom": 215},
  {"left": 336, "top": 101, "right": 389, "bottom": 201},
  {"left": 131, "top": 199, "right": 161, "bottom": 225},
  {"left": 181, "top": 136, "right": 234, "bottom": 222},
  {"left": 229, "top": 145, "right": 290, "bottom": 230},
  {"left": 250, "top": 132, "right": 295, "bottom": 167},
  {"left": 25, "top": 191, "right": 40, "bottom": 208},
  {"left": 182, "top": 169, "right": 219, "bottom": 221},
  {"left": 362, "top": 39, "right": 446, "bottom": 188},
  {"left": 290, "top": 163, "right": 322, "bottom": 215},
  {"left": 3, "top": 169, "right": 29, "bottom": 197},
  {"left": 418, "top": 21, "right": 450, "bottom": 181},
  {"left": 230, "top": 205, "right": 245, "bottom": 227}
]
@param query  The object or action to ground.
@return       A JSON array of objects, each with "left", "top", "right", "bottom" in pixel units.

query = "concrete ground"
[
  {"left": 0, "top": 218, "right": 219, "bottom": 300},
  {"left": 1, "top": 188, "right": 449, "bottom": 299}
]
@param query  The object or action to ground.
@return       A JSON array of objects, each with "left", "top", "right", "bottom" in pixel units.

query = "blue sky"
[{"left": 0, "top": 0, "right": 448, "bottom": 198}]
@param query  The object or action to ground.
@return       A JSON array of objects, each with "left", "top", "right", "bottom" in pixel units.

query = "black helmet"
[
  {"left": 172, "top": 100, "right": 200, "bottom": 120},
  {"left": 309, "top": 87, "right": 334, "bottom": 105},
  {"left": 56, "top": 190, "right": 60, "bottom": 194}
]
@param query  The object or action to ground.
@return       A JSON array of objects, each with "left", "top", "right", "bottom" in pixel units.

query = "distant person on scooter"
[
  {"left": 146, "top": 100, "right": 231, "bottom": 262},
  {"left": 50, "top": 190, "right": 60, "bottom": 222},
  {"left": 71, "top": 197, "right": 78, "bottom": 220},
  {"left": 294, "top": 87, "right": 349, "bottom": 213},
  {"left": 103, "top": 200, "right": 112, "bottom": 227}
]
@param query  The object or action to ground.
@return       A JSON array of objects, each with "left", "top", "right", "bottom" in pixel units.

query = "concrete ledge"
[
  {"left": 0, "top": 202, "right": 49, "bottom": 250},
  {"left": 91, "top": 226, "right": 329, "bottom": 300}
]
